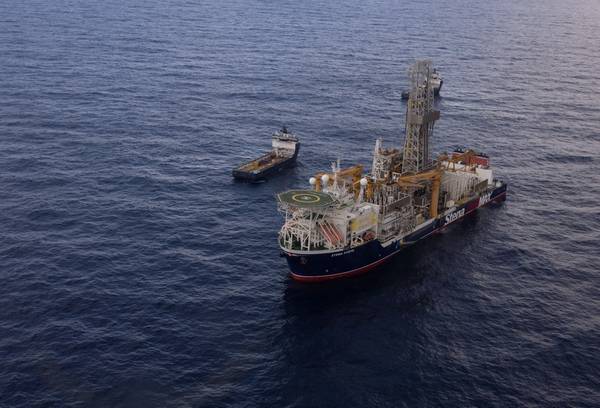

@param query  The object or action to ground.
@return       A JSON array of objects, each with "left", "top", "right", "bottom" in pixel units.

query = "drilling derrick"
[{"left": 401, "top": 60, "right": 440, "bottom": 174}]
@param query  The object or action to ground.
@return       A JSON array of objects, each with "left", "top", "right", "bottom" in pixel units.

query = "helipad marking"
[{"left": 291, "top": 193, "right": 321, "bottom": 204}]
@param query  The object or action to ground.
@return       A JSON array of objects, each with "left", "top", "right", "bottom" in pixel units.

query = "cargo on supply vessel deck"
[
  {"left": 276, "top": 61, "right": 507, "bottom": 282},
  {"left": 233, "top": 127, "right": 299, "bottom": 182}
]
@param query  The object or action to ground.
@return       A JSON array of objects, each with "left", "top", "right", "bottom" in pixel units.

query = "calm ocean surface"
[{"left": 1, "top": 0, "right": 599, "bottom": 406}]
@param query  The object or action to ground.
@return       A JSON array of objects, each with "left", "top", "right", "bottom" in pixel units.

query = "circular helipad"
[
  {"left": 291, "top": 193, "right": 322, "bottom": 204},
  {"left": 277, "top": 190, "right": 335, "bottom": 208}
]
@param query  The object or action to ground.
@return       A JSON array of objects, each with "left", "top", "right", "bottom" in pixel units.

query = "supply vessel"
[
  {"left": 402, "top": 68, "right": 443, "bottom": 99},
  {"left": 276, "top": 61, "right": 507, "bottom": 282},
  {"left": 233, "top": 127, "right": 299, "bottom": 182}
]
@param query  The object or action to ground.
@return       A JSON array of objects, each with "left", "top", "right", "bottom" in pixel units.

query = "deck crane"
[
  {"left": 314, "top": 164, "right": 363, "bottom": 193},
  {"left": 440, "top": 149, "right": 478, "bottom": 171},
  {"left": 395, "top": 168, "right": 443, "bottom": 218}
]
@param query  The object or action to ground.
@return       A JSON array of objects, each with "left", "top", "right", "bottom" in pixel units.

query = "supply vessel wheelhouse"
[{"left": 276, "top": 61, "right": 507, "bottom": 282}]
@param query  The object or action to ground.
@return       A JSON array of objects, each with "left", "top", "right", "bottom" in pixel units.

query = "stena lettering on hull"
[{"left": 445, "top": 208, "right": 465, "bottom": 224}]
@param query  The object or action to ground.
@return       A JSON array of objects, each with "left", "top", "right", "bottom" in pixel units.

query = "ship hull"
[
  {"left": 233, "top": 145, "right": 300, "bottom": 182},
  {"left": 434, "top": 80, "right": 443, "bottom": 95},
  {"left": 282, "top": 183, "right": 507, "bottom": 282}
]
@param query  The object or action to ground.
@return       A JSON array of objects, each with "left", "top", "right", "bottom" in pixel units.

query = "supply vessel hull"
[{"left": 233, "top": 127, "right": 299, "bottom": 182}]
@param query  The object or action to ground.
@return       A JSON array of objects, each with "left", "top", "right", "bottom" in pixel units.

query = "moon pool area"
[{"left": 1, "top": 0, "right": 599, "bottom": 406}]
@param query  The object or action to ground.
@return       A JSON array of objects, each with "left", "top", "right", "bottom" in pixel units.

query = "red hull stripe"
[{"left": 289, "top": 190, "right": 507, "bottom": 283}]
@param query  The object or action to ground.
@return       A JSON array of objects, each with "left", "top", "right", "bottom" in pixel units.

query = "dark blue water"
[{"left": 2, "top": 0, "right": 600, "bottom": 406}]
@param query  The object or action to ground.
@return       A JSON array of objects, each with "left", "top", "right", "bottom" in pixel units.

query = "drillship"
[{"left": 276, "top": 61, "right": 507, "bottom": 282}]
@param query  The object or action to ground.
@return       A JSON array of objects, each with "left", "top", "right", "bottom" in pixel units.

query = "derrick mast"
[{"left": 401, "top": 60, "right": 440, "bottom": 174}]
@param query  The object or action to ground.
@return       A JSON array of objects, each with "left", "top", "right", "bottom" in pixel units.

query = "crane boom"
[{"left": 396, "top": 168, "right": 442, "bottom": 218}]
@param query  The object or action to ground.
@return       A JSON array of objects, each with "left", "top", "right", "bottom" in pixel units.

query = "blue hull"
[{"left": 283, "top": 183, "right": 507, "bottom": 282}]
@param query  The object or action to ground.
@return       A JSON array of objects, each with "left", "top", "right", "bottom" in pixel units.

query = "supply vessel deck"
[
  {"left": 233, "top": 127, "right": 299, "bottom": 182},
  {"left": 276, "top": 61, "right": 507, "bottom": 282}
]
